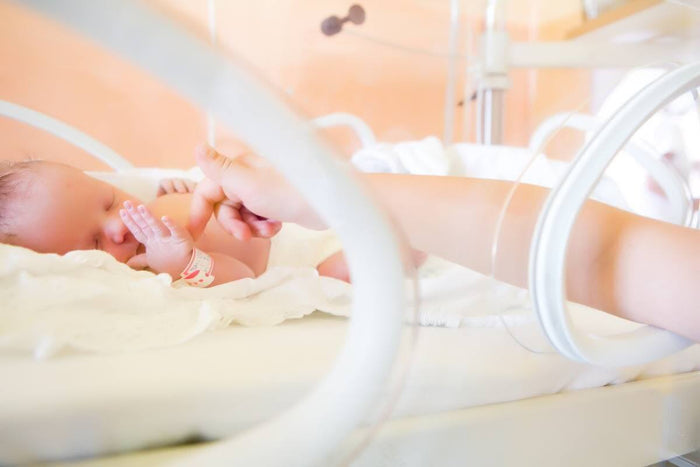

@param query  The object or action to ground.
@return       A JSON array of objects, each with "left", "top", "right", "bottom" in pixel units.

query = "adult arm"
[
  {"left": 191, "top": 145, "right": 700, "bottom": 341},
  {"left": 364, "top": 173, "right": 700, "bottom": 341}
]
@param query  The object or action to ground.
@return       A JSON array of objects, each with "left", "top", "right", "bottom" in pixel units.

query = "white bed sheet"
[{"left": 3, "top": 309, "right": 700, "bottom": 464}]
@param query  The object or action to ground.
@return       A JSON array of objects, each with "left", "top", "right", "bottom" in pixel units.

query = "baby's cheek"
[{"left": 105, "top": 236, "right": 140, "bottom": 264}]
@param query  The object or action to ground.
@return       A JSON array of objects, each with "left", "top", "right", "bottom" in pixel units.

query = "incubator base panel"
[
  {"left": 3, "top": 312, "right": 700, "bottom": 465},
  {"left": 37, "top": 372, "right": 700, "bottom": 467}
]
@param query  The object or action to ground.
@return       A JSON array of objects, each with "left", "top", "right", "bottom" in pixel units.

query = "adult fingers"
[
  {"left": 215, "top": 203, "right": 252, "bottom": 241},
  {"left": 195, "top": 143, "right": 250, "bottom": 186},
  {"left": 240, "top": 207, "right": 282, "bottom": 238},
  {"left": 195, "top": 144, "right": 265, "bottom": 210},
  {"left": 251, "top": 219, "right": 283, "bottom": 238}
]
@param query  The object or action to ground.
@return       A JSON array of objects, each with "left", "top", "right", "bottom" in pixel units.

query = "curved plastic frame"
[
  {"left": 0, "top": 100, "right": 133, "bottom": 171},
  {"left": 312, "top": 112, "right": 377, "bottom": 148},
  {"left": 530, "top": 63, "right": 699, "bottom": 367},
  {"left": 20, "top": 1, "right": 406, "bottom": 465},
  {"left": 529, "top": 111, "right": 694, "bottom": 226}
]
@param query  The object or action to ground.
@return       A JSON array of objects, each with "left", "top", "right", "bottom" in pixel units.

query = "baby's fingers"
[
  {"left": 120, "top": 205, "right": 148, "bottom": 244},
  {"left": 127, "top": 253, "right": 149, "bottom": 269},
  {"left": 161, "top": 216, "right": 191, "bottom": 241},
  {"left": 157, "top": 179, "right": 175, "bottom": 197},
  {"left": 171, "top": 179, "right": 186, "bottom": 193},
  {"left": 123, "top": 201, "right": 159, "bottom": 238},
  {"left": 158, "top": 178, "right": 197, "bottom": 196},
  {"left": 137, "top": 205, "right": 169, "bottom": 237},
  {"left": 184, "top": 179, "right": 197, "bottom": 193},
  {"left": 174, "top": 179, "right": 196, "bottom": 193}
]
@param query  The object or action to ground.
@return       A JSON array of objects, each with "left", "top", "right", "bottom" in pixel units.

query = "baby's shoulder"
[{"left": 146, "top": 193, "right": 192, "bottom": 226}]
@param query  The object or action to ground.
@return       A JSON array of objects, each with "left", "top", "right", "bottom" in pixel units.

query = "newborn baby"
[{"left": 0, "top": 160, "right": 349, "bottom": 286}]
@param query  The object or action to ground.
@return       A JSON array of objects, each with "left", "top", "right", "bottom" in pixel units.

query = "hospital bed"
[{"left": 2, "top": 1, "right": 700, "bottom": 465}]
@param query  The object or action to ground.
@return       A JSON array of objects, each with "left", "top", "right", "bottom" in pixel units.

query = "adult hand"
[{"left": 187, "top": 144, "right": 324, "bottom": 241}]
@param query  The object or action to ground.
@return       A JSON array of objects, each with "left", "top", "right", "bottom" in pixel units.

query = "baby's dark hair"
[{"left": 0, "top": 160, "right": 42, "bottom": 244}]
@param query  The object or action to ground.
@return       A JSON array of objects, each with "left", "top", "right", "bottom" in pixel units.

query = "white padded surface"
[{"left": 2, "top": 311, "right": 700, "bottom": 464}]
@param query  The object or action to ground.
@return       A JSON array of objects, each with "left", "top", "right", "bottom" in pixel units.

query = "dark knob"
[
  {"left": 321, "top": 5, "right": 365, "bottom": 36},
  {"left": 347, "top": 5, "right": 365, "bottom": 24}
]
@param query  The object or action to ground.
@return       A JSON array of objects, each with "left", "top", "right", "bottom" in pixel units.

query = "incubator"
[{"left": 1, "top": 0, "right": 700, "bottom": 465}]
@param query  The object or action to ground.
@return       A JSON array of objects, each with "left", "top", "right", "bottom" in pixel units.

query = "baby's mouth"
[{"left": 136, "top": 243, "right": 146, "bottom": 255}]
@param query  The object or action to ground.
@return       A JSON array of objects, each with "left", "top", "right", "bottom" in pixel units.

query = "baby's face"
[{"left": 10, "top": 163, "right": 141, "bottom": 263}]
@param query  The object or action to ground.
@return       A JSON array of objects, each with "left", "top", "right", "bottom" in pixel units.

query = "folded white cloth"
[
  {"left": 353, "top": 138, "right": 629, "bottom": 210},
  {"left": 351, "top": 137, "right": 450, "bottom": 176},
  {"left": 0, "top": 242, "right": 334, "bottom": 358},
  {"left": 448, "top": 142, "right": 629, "bottom": 209}
]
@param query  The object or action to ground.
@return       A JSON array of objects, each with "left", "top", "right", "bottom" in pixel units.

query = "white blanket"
[{"left": 0, "top": 238, "right": 540, "bottom": 358}]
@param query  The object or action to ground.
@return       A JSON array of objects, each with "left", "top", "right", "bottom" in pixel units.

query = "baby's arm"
[
  {"left": 195, "top": 252, "right": 255, "bottom": 286},
  {"left": 316, "top": 252, "right": 351, "bottom": 283},
  {"left": 120, "top": 201, "right": 253, "bottom": 286}
]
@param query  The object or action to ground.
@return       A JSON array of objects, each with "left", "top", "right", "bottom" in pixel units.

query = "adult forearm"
[
  {"left": 364, "top": 173, "right": 536, "bottom": 277},
  {"left": 607, "top": 214, "right": 700, "bottom": 340},
  {"left": 364, "top": 172, "right": 700, "bottom": 340}
]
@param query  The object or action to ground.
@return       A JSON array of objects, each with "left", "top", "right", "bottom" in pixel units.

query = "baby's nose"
[{"left": 105, "top": 214, "right": 131, "bottom": 244}]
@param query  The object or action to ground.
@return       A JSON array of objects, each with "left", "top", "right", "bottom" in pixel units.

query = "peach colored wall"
[
  {"left": 0, "top": 1, "right": 205, "bottom": 170},
  {"left": 0, "top": 0, "right": 589, "bottom": 170}
]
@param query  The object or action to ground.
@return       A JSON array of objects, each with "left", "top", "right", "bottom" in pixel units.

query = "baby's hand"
[
  {"left": 120, "top": 201, "right": 194, "bottom": 277},
  {"left": 157, "top": 178, "right": 197, "bottom": 196}
]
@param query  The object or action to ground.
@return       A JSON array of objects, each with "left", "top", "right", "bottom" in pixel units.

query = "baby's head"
[{"left": 0, "top": 160, "right": 140, "bottom": 263}]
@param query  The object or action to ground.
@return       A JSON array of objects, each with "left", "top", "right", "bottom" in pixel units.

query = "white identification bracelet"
[{"left": 180, "top": 248, "right": 215, "bottom": 287}]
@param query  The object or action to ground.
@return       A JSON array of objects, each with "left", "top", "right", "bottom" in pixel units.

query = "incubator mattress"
[{"left": 2, "top": 309, "right": 700, "bottom": 464}]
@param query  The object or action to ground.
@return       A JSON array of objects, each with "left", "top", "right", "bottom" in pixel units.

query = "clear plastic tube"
[{"left": 490, "top": 106, "right": 589, "bottom": 355}]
